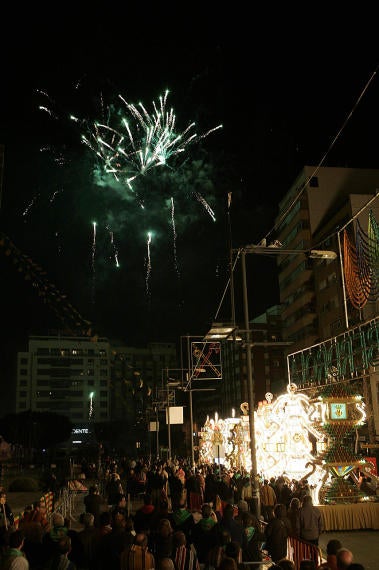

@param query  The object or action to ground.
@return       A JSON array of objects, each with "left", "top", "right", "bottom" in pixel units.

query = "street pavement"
[{"left": 319, "top": 530, "right": 378, "bottom": 570}]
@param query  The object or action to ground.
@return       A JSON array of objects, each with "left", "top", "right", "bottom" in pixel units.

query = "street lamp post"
[
  {"left": 211, "top": 245, "right": 337, "bottom": 516},
  {"left": 241, "top": 251, "right": 260, "bottom": 516}
]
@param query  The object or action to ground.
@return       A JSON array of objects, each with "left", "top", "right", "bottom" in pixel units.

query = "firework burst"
[{"left": 80, "top": 89, "right": 222, "bottom": 206}]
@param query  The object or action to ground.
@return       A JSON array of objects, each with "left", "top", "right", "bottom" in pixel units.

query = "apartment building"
[
  {"left": 16, "top": 335, "right": 111, "bottom": 431},
  {"left": 276, "top": 166, "right": 379, "bottom": 353}
]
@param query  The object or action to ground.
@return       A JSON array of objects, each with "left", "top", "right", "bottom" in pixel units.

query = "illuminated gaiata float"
[{"left": 198, "top": 383, "right": 368, "bottom": 503}]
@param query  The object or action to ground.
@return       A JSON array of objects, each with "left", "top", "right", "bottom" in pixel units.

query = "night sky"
[{"left": 1, "top": 9, "right": 379, "bottom": 406}]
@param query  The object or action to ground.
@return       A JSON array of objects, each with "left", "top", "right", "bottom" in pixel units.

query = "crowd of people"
[{"left": 0, "top": 457, "right": 366, "bottom": 569}]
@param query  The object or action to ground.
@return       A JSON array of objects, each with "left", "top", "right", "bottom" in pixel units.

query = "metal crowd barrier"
[{"left": 287, "top": 536, "right": 323, "bottom": 570}]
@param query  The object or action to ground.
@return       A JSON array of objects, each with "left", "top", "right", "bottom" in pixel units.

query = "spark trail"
[
  {"left": 91, "top": 221, "right": 97, "bottom": 304},
  {"left": 107, "top": 225, "right": 120, "bottom": 268},
  {"left": 171, "top": 197, "right": 179, "bottom": 277},
  {"left": 145, "top": 232, "right": 152, "bottom": 298}
]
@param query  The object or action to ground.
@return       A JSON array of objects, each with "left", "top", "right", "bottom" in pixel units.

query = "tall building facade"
[
  {"left": 16, "top": 335, "right": 111, "bottom": 426},
  {"left": 276, "top": 166, "right": 379, "bottom": 353},
  {"left": 110, "top": 341, "right": 178, "bottom": 421},
  {"left": 276, "top": 165, "right": 379, "bottom": 440}
]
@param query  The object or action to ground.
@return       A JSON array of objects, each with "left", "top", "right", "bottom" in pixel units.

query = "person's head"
[
  {"left": 242, "top": 511, "right": 257, "bottom": 528},
  {"left": 237, "top": 499, "right": 248, "bottom": 514},
  {"left": 82, "top": 512, "right": 95, "bottom": 527},
  {"left": 299, "top": 561, "right": 316, "bottom": 570},
  {"left": 134, "top": 533, "right": 148, "bottom": 547},
  {"left": 99, "top": 511, "right": 112, "bottom": 527},
  {"left": 52, "top": 512, "right": 65, "bottom": 527},
  {"left": 57, "top": 536, "right": 71, "bottom": 556},
  {"left": 289, "top": 497, "right": 300, "bottom": 510},
  {"left": 158, "top": 558, "right": 175, "bottom": 570},
  {"left": 277, "top": 559, "right": 295, "bottom": 570},
  {"left": 0, "top": 492, "right": 6, "bottom": 504},
  {"left": 115, "top": 493, "right": 127, "bottom": 505},
  {"left": 274, "top": 503, "right": 287, "bottom": 519},
  {"left": 336, "top": 548, "right": 354, "bottom": 569},
  {"left": 302, "top": 495, "right": 313, "bottom": 507},
  {"left": 89, "top": 485, "right": 99, "bottom": 495},
  {"left": 201, "top": 503, "right": 212, "bottom": 518},
  {"left": 158, "top": 518, "right": 173, "bottom": 537},
  {"left": 225, "top": 541, "right": 241, "bottom": 562},
  {"left": 173, "top": 530, "right": 186, "bottom": 547},
  {"left": 218, "top": 556, "right": 238, "bottom": 570},
  {"left": 8, "top": 530, "right": 24, "bottom": 549},
  {"left": 223, "top": 503, "right": 235, "bottom": 520},
  {"left": 326, "top": 539, "right": 342, "bottom": 555}
]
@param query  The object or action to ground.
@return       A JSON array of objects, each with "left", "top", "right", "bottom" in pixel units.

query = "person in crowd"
[
  {"left": 224, "top": 541, "right": 243, "bottom": 569},
  {"left": 277, "top": 481, "right": 293, "bottom": 509},
  {"left": 112, "top": 494, "right": 128, "bottom": 521},
  {"left": 0, "top": 492, "right": 15, "bottom": 531},
  {"left": 166, "top": 469, "right": 183, "bottom": 513},
  {"left": 43, "top": 512, "right": 69, "bottom": 562},
  {"left": 336, "top": 548, "right": 353, "bottom": 569},
  {"left": 299, "top": 495, "right": 322, "bottom": 546},
  {"left": 277, "top": 559, "right": 295, "bottom": 570},
  {"left": 260, "top": 480, "right": 276, "bottom": 522},
  {"left": 102, "top": 513, "right": 135, "bottom": 570},
  {"left": 360, "top": 476, "right": 376, "bottom": 496},
  {"left": 83, "top": 485, "right": 104, "bottom": 528},
  {"left": 287, "top": 497, "right": 301, "bottom": 538},
  {"left": 21, "top": 517, "right": 48, "bottom": 570},
  {"left": 157, "top": 558, "right": 174, "bottom": 570},
  {"left": 29, "top": 501, "right": 49, "bottom": 532},
  {"left": 171, "top": 530, "right": 200, "bottom": 570},
  {"left": 47, "top": 535, "right": 76, "bottom": 570},
  {"left": 120, "top": 532, "right": 155, "bottom": 570},
  {"left": 277, "top": 558, "right": 296, "bottom": 570},
  {"left": 191, "top": 504, "right": 219, "bottom": 565},
  {"left": 317, "top": 538, "right": 342, "bottom": 570},
  {"left": 218, "top": 503, "right": 245, "bottom": 550},
  {"left": 148, "top": 499, "right": 173, "bottom": 534},
  {"left": 105, "top": 473, "right": 124, "bottom": 508},
  {"left": 150, "top": 518, "right": 173, "bottom": 563},
  {"left": 264, "top": 503, "right": 288, "bottom": 563},
  {"left": 186, "top": 470, "right": 202, "bottom": 512},
  {"left": 240, "top": 511, "right": 262, "bottom": 563},
  {"left": 147, "top": 464, "right": 168, "bottom": 510},
  {"left": 133, "top": 494, "right": 156, "bottom": 534},
  {"left": 1, "top": 529, "right": 29, "bottom": 570},
  {"left": 217, "top": 556, "right": 238, "bottom": 570},
  {"left": 299, "top": 561, "right": 316, "bottom": 570},
  {"left": 204, "top": 528, "right": 230, "bottom": 570},
  {"left": 74, "top": 512, "right": 98, "bottom": 570},
  {"left": 171, "top": 500, "right": 195, "bottom": 542}
]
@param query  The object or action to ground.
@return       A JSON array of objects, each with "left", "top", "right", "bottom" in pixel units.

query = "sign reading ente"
[{"left": 288, "top": 316, "right": 379, "bottom": 387}]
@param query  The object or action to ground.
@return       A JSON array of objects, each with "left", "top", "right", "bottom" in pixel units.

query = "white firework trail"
[
  {"left": 145, "top": 232, "right": 152, "bottom": 297},
  {"left": 171, "top": 197, "right": 180, "bottom": 277},
  {"left": 91, "top": 221, "right": 97, "bottom": 304},
  {"left": 106, "top": 225, "right": 120, "bottom": 268},
  {"left": 194, "top": 192, "right": 216, "bottom": 222}
]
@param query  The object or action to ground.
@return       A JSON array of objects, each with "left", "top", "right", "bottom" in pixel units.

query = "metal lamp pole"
[
  {"left": 185, "top": 334, "right": 195, "bottom": 468},
  {"left": 241, "top": 250, "right": 261, "bottom": 517}
]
